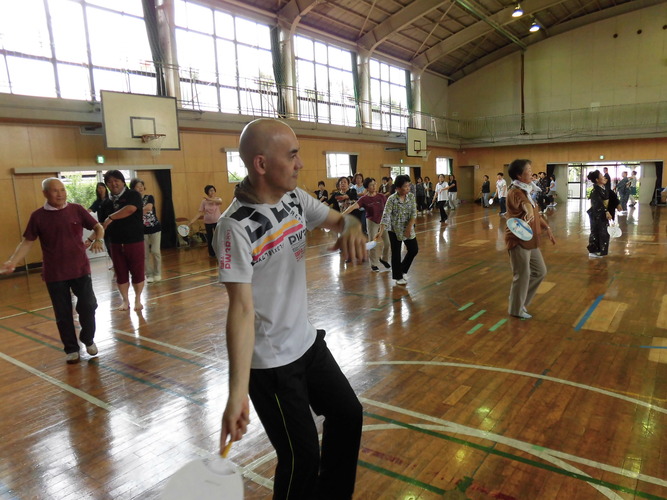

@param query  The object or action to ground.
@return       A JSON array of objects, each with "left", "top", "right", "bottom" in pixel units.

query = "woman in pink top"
[{"left": 190, "top": 185, "right": 222, "bottom": 257}]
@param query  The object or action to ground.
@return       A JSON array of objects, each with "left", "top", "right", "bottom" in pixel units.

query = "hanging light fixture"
[
  {"left": 512, "top": 3, "right": 523, "bottom": 17},
  {"left": 529, "top": 20, "right": 540, "bottom": 32}
]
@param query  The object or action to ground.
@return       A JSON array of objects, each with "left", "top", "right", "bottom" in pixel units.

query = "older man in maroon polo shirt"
[{"left": 1, "top": 178, "right": 105, "bottom": 364}]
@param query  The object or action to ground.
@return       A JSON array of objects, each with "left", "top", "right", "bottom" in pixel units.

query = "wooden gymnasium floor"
[{"left": 1, "top": 198, "right": 667, "bottom": 500}]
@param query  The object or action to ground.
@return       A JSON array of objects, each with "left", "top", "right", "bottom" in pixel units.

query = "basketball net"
[{"left": 141, "top": 134, "right": 166, "bottom": 157}]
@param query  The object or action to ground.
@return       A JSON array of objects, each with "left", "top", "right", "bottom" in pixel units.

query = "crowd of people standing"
[{"left": 1, "top": 114, "right": 648, "bottom": 500}]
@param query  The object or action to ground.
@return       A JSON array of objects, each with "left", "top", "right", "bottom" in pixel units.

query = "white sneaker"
[
  {"left": 394, "top": 279, "right": 407, "bottom": 286},
  {"left": 66, "top": 352, "right": 80, "bottom": 364},
  {"left": 86, "top": 343, "right": 98, "bottom": 356},
  {"left": 147, "top": 276, "right": 154, "bottom": 283},
  {"left": 588, "top": 252, "right": 602, "bottom": 258}
]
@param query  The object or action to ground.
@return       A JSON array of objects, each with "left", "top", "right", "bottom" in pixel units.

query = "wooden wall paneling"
[
  {"left": 0, "top": 179, "right": 22, "bottom": 245},
  {"left": 0, "top": 125, "right": 32, "bottom": 178},
  {"left": 170, "top": 172, "right": 193, "bottom": 220},
  {"left": 27, "top": 126, "right": 79, "bottom": 166},
  {"left": 180, "top": 133, "right": 213, "bottom": 174},
  {"left": 73, "top": 130, "right": 106, "bottom": 167}
]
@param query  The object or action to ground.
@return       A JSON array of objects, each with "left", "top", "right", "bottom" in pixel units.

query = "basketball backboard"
[
  {"left": 406, "top": 127, "right": 427, "bottom": 158},
  {"left": 101, "top": 90, "right": 180, "bottom": 151}
]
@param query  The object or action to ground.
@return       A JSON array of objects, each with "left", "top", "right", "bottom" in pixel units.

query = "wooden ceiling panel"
[{"left": 213, "top": 0, "right": 665, "bottom": 81}]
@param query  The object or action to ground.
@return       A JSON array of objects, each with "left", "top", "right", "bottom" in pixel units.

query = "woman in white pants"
[
  {"left": 448, "top": 175, "right": 458, "bottom": 209},
  {"left": 131, "top": 179, "right": 162, "bottom": 282}
]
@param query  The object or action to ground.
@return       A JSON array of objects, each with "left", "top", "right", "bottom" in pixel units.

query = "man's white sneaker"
[
  {"left": 86, "top": 343, "right": 98, "bottom": 356},
  {"left": 66, "top": 352, "right": 80, "bottom": 364},
  {"left": 394, "top": 279, "right": 407, "bottom": 286}
]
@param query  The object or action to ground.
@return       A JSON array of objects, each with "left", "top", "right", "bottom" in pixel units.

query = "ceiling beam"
[
  {"left": 277, "top": 0, "right": 323, "bottom": 32},
  {"left": 412, "top": 0, "right": 568, "bottom": 69},
  {"left": 357, "top": 0, "right": 448, "bottom": 53},
  {"left": 448, "top": 0, "right": 667, "bottom": 81}
]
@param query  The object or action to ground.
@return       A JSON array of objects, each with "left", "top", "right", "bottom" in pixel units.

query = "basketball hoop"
[{"left": 141, "top": 134, "right": 166, "bottom": 157}]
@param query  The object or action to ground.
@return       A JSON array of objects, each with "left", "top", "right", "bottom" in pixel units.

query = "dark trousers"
[
  {"left": 249, "top": 330, "right": 362, "bottom": 500},
  {"left": 587, "top": 215, "right": 610, "bottom": 255},
  {"left": 46, "top": 275, "right": 97, "bottom": 354},
  {"left": 205, "top": 223, "right": 216, "bottom": 256},
  {"left": 437, "top": 200, "right": 448, "bottom": 221},
  {"left": 388, "top": 232, "right": 419, "bottom": 280},
  {"left": 416, "top": 195, "right": 426, "bottom": 212},
  {"left": 499, "top": 196, "right": 507, "bottom": 213}
]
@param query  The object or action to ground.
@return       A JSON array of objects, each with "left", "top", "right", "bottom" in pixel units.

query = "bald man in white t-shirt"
[{"left": 216, "top": 119, "right": 367, "bottom": 500}]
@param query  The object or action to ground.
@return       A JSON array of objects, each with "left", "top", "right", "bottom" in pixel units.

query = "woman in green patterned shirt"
[{"left": 379, "top": 175, "right": 419, "bottom": 286}]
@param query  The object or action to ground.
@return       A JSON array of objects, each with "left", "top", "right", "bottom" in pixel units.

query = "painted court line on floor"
[
  {"left": 362, "top": 410, "right": 656, "bottom": 499},
  {"left": 574, "top": 294, "right": 605, "bottom": 331},
  {"left": 466, "top": 324, "right": 483, "bottom": 335},
  {"left": 468, "top": 309, "right": 486, "bottom": 321},
  {"left": 489, "top": 318, "right": 507, "bottom": 331},
  {"left": 361, "top": 398, "right": 667, "bottom": 492},
  {"left": 364, "top": 361, "right": 667, "bottom": 414},
  {"left": 0, "top": 350, "right": 145, "bottom": 428}
]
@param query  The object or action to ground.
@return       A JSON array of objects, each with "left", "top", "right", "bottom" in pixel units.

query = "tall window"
[
  {"left": 175, "top": 0, "right": 275, "bottom": 115},
  {"left": 226, "top": 150, "right": 246, "bottom": 183},
  {"left": 369, "top": 59, "right": 409, "bottom": 133},
  {"left": 436, "top": 157, "right": 453, "bottom": 175},
  {"left": 326, "top": 153, "right": 352, "bottom": 178},
  {"left": 294, "top": 35, "right": 355, "bottom": 126},
  {"left": 0, "top": 0, "right": 152, "bottom": 100}
]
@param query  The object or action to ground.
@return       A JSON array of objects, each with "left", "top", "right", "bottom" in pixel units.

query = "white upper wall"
[
  {"left": 420, "top": 71, "right": 450, "bottom": 117},
  {"left": 448, "top": 2, "right": 667, "bottom": 118}
]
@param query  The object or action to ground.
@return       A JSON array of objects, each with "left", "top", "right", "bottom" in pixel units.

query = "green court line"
[
  {"left": 363, "top": 411, "right": 667, "bottom": 500},
  {"left": 458, "top": 302, "right": 474, "bottom": 311},
  {"left": 466, "top": 324, "right": 483, "bottom": 335},
  {"left": 468, "top": 309, "right": 486, "bottom": 321},
  {"left": 358, "top": 460, "right": 445, "bottom": 495},
  {"left": 489, "top": 319, "right": 508, "bottom": 331}
]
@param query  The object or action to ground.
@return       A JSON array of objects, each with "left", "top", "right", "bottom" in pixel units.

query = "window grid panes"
[
  {"left": 294, "top": 35, "right": 355, "bottom": 127},
  {"left": 175, "top": 0, "right": 275, "bottom": 115},
  {"left": 326, "top": 153, "right": 352, "bottom": 178},
  {"left": 436, "top": 157, "right": 453, "bottom": 176},
  {"left": 369, "top": 59, "right": 409, "bottom": 133},
  {"left": 226, "top": 151, "right": 246, "bottom": 183},
  {"left": 0, "top": 0, "right": 153, "bottom": 100}
]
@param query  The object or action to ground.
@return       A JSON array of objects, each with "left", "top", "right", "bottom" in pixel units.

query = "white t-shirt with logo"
[
  {"left": 215, "top": 188, "right": 329, "bottom": 369},
  {"left": 496, "top": 178, "right": 508, "bottom": 198}
]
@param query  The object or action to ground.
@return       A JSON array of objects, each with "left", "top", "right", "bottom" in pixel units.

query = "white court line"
[
  {"left": 365, "top": 360, "right": 667, "bottom": 414},
  {"left": 111, "top": 328, "right": 223, "bottom": 364},
  {"left": 0, "top": 350, "right": 145, "bottom": 428},
  {"left": 0, "top": 349, "right": 270, "bottom": 493},
  {"left": 148, "top": 281, "right": 218, "bottom": 301},
  {"left": 361, "top": 423, "right": 623, "bottom": 499},
  {"left": 361, "top": 398, "right": 667, "bottom": 491},
  {"left": 0, "top": 305, "right": 55, "bottom": 321}
]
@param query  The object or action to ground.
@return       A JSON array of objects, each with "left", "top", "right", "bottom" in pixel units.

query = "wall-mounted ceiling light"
[
  {"left": 529, "top": 20, "right": 540, "bottom": 32},
  {"left": 512, "top": 3, "right": 523, "bottom": 17}
]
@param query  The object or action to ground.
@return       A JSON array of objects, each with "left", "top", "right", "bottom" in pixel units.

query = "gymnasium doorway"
[{"left": 566, "top": 162, "right": 642, "bottom": 200}]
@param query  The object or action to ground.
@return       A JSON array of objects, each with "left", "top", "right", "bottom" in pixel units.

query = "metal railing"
[{"left": 3, "top": 53, "right": 667, "bottom": 144}]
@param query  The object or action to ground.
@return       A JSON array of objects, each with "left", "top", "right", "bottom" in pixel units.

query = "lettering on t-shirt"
[
  {"left": 221, "top": 229, "right": 233, "bottom": 270},
  {"left": 288, "top": 228, "right": 306, "bottom": 262}
]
